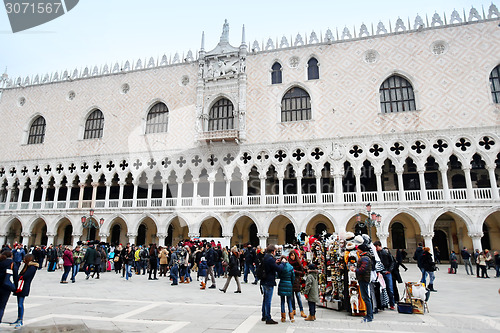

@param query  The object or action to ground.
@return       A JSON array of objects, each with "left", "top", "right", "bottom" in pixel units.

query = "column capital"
[
  {"left": 72, "top": 233, "right": 82, "bottom": 237},
  {"left": 188, "top": 232, "right": 200, "bottom": 238},
  {"left": 439, "top": 166, "right": 448, "bottom": 173},
  {"left": 78, "top": 183, "right": 86, "bottom": 188},
  {"left": 222, "top": 232, "right": 233, "bottom": 238},
  {"left": 157, "top": 233, "right": 167, "bottom": 239},
  {"left": 376, "top": 232, "right": 389, "bottom": 239},
  {"left": 257, "top": 232, "right": 269, "bottom": 238},
  {"left": 99, "top": 233, "right": 110, "bottom": 238},
  {"left": 146, "top": 180, "right": 154, "bottom": 186},
  {"left": 421, "top": 232, "right": 434, "bottom": 238},
  {"left": 486, "top": 164, "right": 496, "bottom": 171},
  {"left": 91, "top": 182, "right": 99, "bottom": 187},
  {"left": 416, "top": 167, "right": 425, "bottom": 174},
  {"left": 118, "top": 181, "right": 127, "bottom": 186},
  {"left": 126, "top": 233, "right": 138, "bottom": 238},
  {"left": 46, "top": 232, "right": 56, "bottom": 237},
  {"left": 461, "top": 166, "right": 471, "bottom": 172},
  {"left": 258, "top": 174, "right": 267, "bottom": 180},
  {"left": 29, "top": 185, "right": 37, "bottom": 190},
  {"left": 468, "top": 232, "right": 483, "bottom": 239},
  {"left": 41, "top": 184, "right": 49, "bottom": 189},
  {"left": 241, "top": 175, "right": 249, "bottom": 182},
  {"left": 105, "top": 181, "right": 113, "bottom": 187},
  {"left": 21, "top": 232, "right": 31, "bottom": 238},
  {"left": 192, "top": 178, "right": 200, "bottom": 184}
]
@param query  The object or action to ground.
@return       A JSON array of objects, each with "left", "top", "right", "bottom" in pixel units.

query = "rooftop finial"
[
  {"left": 241, "top": 24, "right": 246, "bottom": 45},
  {"left": 220, "top": 19, "right": 229, "bottom": 43},
  {"left": 201, "top": 31, "right": 205, "bottom": 51}
]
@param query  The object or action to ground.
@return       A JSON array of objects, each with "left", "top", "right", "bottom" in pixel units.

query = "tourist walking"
[
  {"left": 449, "top": 251, "right": 458, "bottom": 274},
  {"left": 396, "top": 249, "right": 408, "bottom": 271},
  {"left": 353, "top": 244, "right": 373, "bottom": 323},
  {"left": 0, "top": 251, "right": 17, "bottom": 323},
  {"left": 71, "top": 245, "right": 84, "bottom": 283},
  {"left": 373, "top": 241, "right": 396, "bottom": 310},
  {"left": 288, "top": 250, "right": 306, "bottom": 318},
  {"left": 219, "top": 246, "right": 242, "bottom": 293},
  {"left": 83, "top": 244, "right": 98, "bottom": 280},
  {"left": 413, "top": 243, "right": 424, "bottom": 281},
  {"left": 474, "top": 249, "right": 480, "bottom": 277},
  {"left": 123, "top": 246, "right": 134, "bottom": 280},
  {"left": 460, "top": 247, "right": 473, "bottom": 275},
  {"left": 304, "top": 264, "right": 320, "bottom": 322},
  {"left": 11, "top": 254, "right": 38, "bottom": 328},
  {"left": 494, "top": 251, "right": 500, "bottom": 278},
  {"left": 60, "top": 246, "right": 74, "bottom": 283},
  {"left": 261, "top": 244, "right": 283, "bottom": 325},
  {"left": 277, "top": 255, "right": 295, "bottom": 323},
  {"left": 421, "top": 247, "right": 437, "bottom": 291},
  {"left": 243, "top": 244, "right": 257, "bottom": 284},
  {"left": 203, "top": 244, "right": 217, "bottom": 289},
  {"left": 158, "top": 246, "right": 169, "bottom": 277},
  {"left": 113, "top": 245, "right": 122, "bottom": 274}
]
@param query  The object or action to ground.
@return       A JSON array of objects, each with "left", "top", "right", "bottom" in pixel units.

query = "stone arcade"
[{"left": 0, "top": 5, "right": 500, "bottom": 262}]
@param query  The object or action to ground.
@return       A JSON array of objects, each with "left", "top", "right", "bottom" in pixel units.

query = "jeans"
[
  {"left": 205, "top": 265, "right": 216, "bottom": 286},
  {"left": 16, "top": 296, "right": 25, "bottom": 321},
  {"left": 480, "top": 265, "right": 488, "bottom": 278},
  {"left": 244, "top": 263, "right": 256, "bottom": 283},
  {"left": 61, "top": 266, "right": 71, "bottom": 282},
  {"left": 179, "top": 265, "right": 186, "bottom": 279},
  {"left": 215, "top": 262, "right": 223, "bottom": 278},
  {"left": 358, "top": 280, "right": 373, "bottom": 321},
  {"left": 0, "top": 290, "right": 11, "bottom": 322},
  {"left": 280, "top": 295, "right": 293, "bottom": 313},
  {"left": 85, "top": 264, "right": 94, "bottom": 277},
  {"left": 463, "top": 259, "right": 473, "bottom": 275},
  {"left": 495, "top": 265, "right": 500, "bottom": 277},
  {"left": 292, "top": 291, "right": 304, "bottom": 312},
  {"left": 307, "top": 300, "right": 316, "bottom": 316},
  {"left": 170, "top": 264, "right": 178, "bottom": 284},
  {"left": 421, "top": 270, "right": 435, "bottom": 285},
  {"left": 71, "top": 264, "right": 79, "bottom": 281},
  {"left": 382, "top": 272, "right": 395, "bottom": 307},
  {"left": 125, "top": 264, "right": 132, "bottom": 280},
  {"left": 261, "top": 285, "right": 274, "bottom": 320},
  {"left": 184, "top": 264, "right": 191, "bottom": 281}
]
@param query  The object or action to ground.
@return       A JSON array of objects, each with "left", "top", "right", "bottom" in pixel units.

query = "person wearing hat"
[
  {"left": 351, "top": 244, "right": 373, "bottom": 323},
  {"left": 303, "top": 264, "right": 319, "bottom": 321}
]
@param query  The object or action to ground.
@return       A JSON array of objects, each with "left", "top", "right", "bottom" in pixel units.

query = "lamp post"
[
  {"left": 81, "top": 209, "right": 104, "bottom": 242},
  {"left": 356, "top": 203, "right": 382, "bottom": 239}
]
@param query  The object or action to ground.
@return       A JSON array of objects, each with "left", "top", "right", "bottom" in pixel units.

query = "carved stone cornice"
[
  {"left": 257, "top": 232, "right": 269, "bottom": 238},
  {"left": 376, "top": 232, "right": 389, "bottom": 239},
  {"left": 421, "top": 233, "right": 434, "bottom": 238},
  {"left": 222, "top": 232, "right": 233, "bottom": 238},
  {"left": 188, "top": 232, "right": 200, "bottom": 238}
]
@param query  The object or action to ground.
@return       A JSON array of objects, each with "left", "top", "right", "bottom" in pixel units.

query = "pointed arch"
[
  {"left": 302, "top": 209, "right": 338, "bottom": 234},
  {"left": 227, "top": 211, "right": 261, "bottom": 235},
  {"left": 429, "top": 207, "right": 475, "bottom": 234}
]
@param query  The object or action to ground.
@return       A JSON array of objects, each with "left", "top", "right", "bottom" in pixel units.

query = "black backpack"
[{"left": 256, "top": 259, "right": 267, "bottom": 280}]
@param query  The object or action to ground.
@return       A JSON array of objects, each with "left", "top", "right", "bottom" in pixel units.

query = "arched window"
[
  {"left": 281, "top": 87, "right": 311, "bottom": 122},
  {"left": 27, "top": 116, "right": 46, "bottom": 144},
  {"left": 208, "top": 98, "right": 234, "bottom": 131},
  {"left": 490, "top": 64, "right": 500, "bottom": 103},
  {"left": 379, "top": 75, "right": 416, "bottom": 113},
  {"left": 307, "top": 58, "right": 319, "bottom": 80},
  {"left": 145, "top": 102, "right": 169, "bottom": 134},
  {"left": 271, "top": 62, "right": 282, "bottom": 84},
  {"left": 84, "top": 109, "right": 104, "bottom": 139},
  {"left": 391, "top": 222, "right": 406, "bottom": 249}
]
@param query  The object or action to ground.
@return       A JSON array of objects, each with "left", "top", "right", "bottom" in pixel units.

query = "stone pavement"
[{"left": 0, "top": 263, "right": 498, "bottom": 332}]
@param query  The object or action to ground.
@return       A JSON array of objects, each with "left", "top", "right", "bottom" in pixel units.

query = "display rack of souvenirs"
[{"left": 343, "top": 243, "right": 366, "bottom": 316}]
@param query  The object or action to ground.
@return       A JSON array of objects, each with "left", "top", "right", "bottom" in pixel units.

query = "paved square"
[{"left": 0, "top": 264, "right": 498, "bottom": 332}]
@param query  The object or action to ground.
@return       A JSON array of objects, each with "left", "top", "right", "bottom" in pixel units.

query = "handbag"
[
  {"left": 15, "top": 276, "right": 24, "bottom": 294},
  {"left": 397, "top": 281, "right": 414, "bottom": 314},
  {"left": 3, "top": 263, "right": 16, "bottom": 292}
]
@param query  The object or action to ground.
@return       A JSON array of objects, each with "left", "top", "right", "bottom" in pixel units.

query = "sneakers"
[
  {"left": 390, "top": 306, "right": 395, "bottom": 310},
  {"left": 265, "top": 319, "right": 278, "bottom": 325}
]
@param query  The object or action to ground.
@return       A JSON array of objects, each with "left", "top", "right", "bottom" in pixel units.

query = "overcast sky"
[{"left": 0, "top": 0, "right": 496, "bottom": 79}]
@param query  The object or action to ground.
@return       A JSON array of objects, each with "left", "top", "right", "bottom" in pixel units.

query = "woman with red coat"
[
  {"left": 60, "top": 246, "right": 74, "bottom": 283},
  {"left": 288, "top": 250, "right": 306, "bottom": 318}
]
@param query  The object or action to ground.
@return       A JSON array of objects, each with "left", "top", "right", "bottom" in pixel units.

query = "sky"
[{"left": 0, "top": 0, "right": 496, "bottom": 80}]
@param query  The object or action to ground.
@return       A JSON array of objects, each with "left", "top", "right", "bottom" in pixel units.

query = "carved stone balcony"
[{"left": 198, "top": 129, "right": 239, "bottom": 142}]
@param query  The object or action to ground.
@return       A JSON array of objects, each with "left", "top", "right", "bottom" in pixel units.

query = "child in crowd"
[{"left": 198, "top": 257, "right": 208, "bottom": 287}]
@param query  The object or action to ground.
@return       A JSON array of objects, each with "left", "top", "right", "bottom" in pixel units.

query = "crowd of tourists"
[{"left": 0, "top": 238, "right": 498, "bottom": 328}]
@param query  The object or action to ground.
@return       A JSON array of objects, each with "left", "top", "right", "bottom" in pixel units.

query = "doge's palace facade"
[{"left": 0, "top": 6, "right": 499, "bottom": 260}]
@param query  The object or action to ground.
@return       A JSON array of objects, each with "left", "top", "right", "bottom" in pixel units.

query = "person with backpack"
[
  {"left": 373, "top": 241, "right": 396, "bottom": 310},
  {"left": 243, "top": 244, "right": 257, "bottom": 284},
  {"left": 260, "top": 244, "right": 283, "bottom": 325},
  {"left": 140, "top": 246, "right": 149, "bottom": 275},
  {"left": 169, "top": 247, "right": 179, "bottom": 286},
  {"left": 83, "top": 244, "right": 97, "bottom": 280},
  {"left": 277, "top": 255, "right": 295, "bottom": 323}
]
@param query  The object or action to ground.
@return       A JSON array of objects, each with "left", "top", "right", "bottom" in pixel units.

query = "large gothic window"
[
  {"left": 271, "top": 62, "right": 282, "bottom": 84},
  {"left": 307, "top": 57, "right": 319, "bottom": 80},
  {"left": 145, "top": 102, "right": 169, "bottom": 134},
  {"left": 208, "top": 98, "right": 234, "bottom": 131},
  {"left": 490, "top": 64, "right": 500, "bottom": 104},
  {"left": 27, "top": 116, "right": 46, "bottom": 145},
  {"left": 379, "top": 75, "right": 416, "bottom": 113},
  {"left": 281, "top": 87, "right": 311, "bottom": 122},
  {"left": 84, "top": 109, "right": 104, "bottom": 139}
]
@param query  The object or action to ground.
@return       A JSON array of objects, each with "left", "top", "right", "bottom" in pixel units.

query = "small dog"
[
  {"left": 350, "top": 290, "right": 359, "bottom": 313},
  {"left": 348, "top": 270, "right": 357, "bottom": 285}
]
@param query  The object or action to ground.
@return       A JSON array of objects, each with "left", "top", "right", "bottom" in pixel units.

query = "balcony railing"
[
  {"left": 198, "top": 129, "right": 239, "bottom": 142},
  {"left": 0, "top": 187, "right": 497, "bottom": 212}
]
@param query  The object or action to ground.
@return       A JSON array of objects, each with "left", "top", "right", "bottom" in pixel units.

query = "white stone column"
[
  {"left": 315, "top": 175, "right": 322, "bottom": 204},
  {"left": 177, "top": 178, "right": 183, "bottom": 207},
  {"left": 132, "top": 181, "right": 139, "bottom": 207},
  {"left": 259, "top": 174, "right": 266, "bottom": 205},
  {"left": 376, "top": 232, "right": 389, "bottom": 248},
  {"left": 127, "top": 233, "right": 137, "bottom": 245},
  {"left": 28, "top": 185, "right": 36, "bottom": 209},
  {"left": 422, "top": 232, "right": 434, "bottom": 257},
  {"left": 417, "top": 169, "right": 427, "bottom": 201},
  {"left": 396, "top": 170, "right": 405, "bottom": 201},
  {"left": 222, "top": 232, "right": 232, "bottom": 246},
  {"left": 333, "top": 172, "right": 343, "bottom": 203},
  {"left": 486, "top": 164, "right": 499, "bottom": 200},
  {"left": 91, "top": 182, "right": 98, "bottom": 208},
  {"left": 157, "top": 233, "right": 167, "bottom": 247},
  {"left": 4, "top": 185, "right": 13, "bottom": 205},
  {"left": 46, "top": 232, "right": 56, "bottom": 246},
  {"left": 375, "top": 170, "right": 383, "bottom": 202},
  {"left": 78, "top": 183, "right": 85, "bottom": 209},
  {"left": 277, "top": 176, "right": 284, "bottom": 205},
  {"left": 296, "top": 175, "right": 303, "bottom": 204},
  {"left": 241, "top": 175, "right": 249, "bottom": 206},
  {"left": 104, "top": 181, "right": 112, "bottom": 208},
  {"left": 192, "top": 178, "right": 199, "bottom": 206},
  {"left": 257, "top": 232, "right": 269, "bottom": 248},
  {"left": 225, "top": 177, "right": 231, "bottom": 206},
  {"left": 17, "top": 184, "right": 25, "bottom": 206},
  {"left": 118, "top": 181, "right": 125, "bottom": 208},
  {"left": 41, "top": 184, "right": 48, "bottom": 206},
  {"left": 147, "top": 181, "right": 153, "bottom": 207},
  {"left": 463, "top": 166, "right": 474, "bottom": 200},
  {"left": 21, "top": 232, "right": 30, "bottom": 247},
  {"left": 439, "top": 167, "right": 450, "bottom": 200},
  {"left": 53, "top": 184, "right": 60, "bottom": 205},
  {"left": 354, "top": 170, "right": 362, "bottom": 202},
  {"left": 161, "top": 180, "right": 168, "bottom": 206},
  {"left": 468, "top": 232, "right": 483, "bottom": 252},
  {"left": 99, "top": 233, "right": 109, "bottom": 243},
  {"left": 72, "top": 233, "right": 82, "bottom": 248}
]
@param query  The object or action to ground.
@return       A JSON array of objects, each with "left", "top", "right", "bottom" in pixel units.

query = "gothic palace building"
[{"left": 0, "top": 5, "right": 499, "bottom": 260}]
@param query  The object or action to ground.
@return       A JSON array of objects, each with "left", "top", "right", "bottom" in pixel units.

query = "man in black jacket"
[
  {"left": 243, "top": 244, "right": 257, "bottom": 284},
  {"left": 374, "top": 241, "right": 395, "bottom": 310},
  {"left": 261, "top": 244, "right": 282, "bottom": 325},
  {"left": 461, "top": 247, "right": 473, "bottom": 275},
  {"left": 83, "top": 244, "right": 97, "bottom": 280},
  {"left": 203, "top": 244, "right": 216, "bottom": 289}
]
